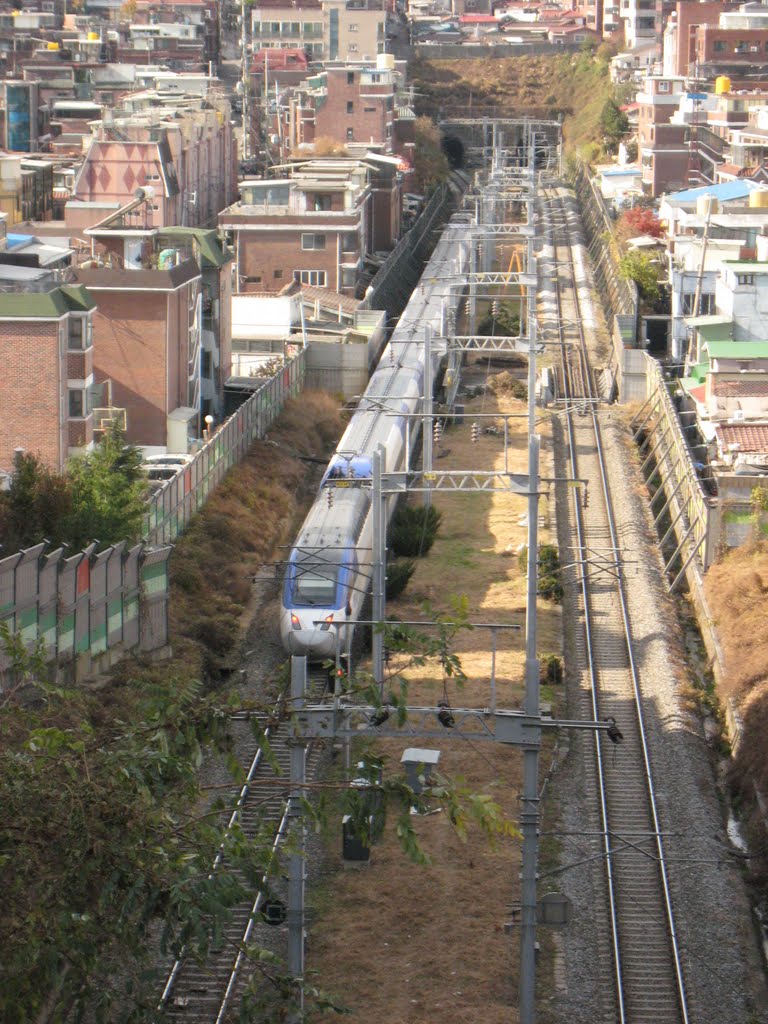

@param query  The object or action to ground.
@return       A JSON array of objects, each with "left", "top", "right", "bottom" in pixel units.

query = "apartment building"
[
  {"left": 252, "top": 0, "right": 386, "bottom": 62},
  {"left": 75, "top": 198, "right": 205, "bottom": 451},
  {"left": 662, "top": 1, "right": 724, "bottom": 78},
  {"left": 620, "top": 0, "right": 661, "bottom": 53},
  {"left": 65, "top": 91, "right": 236, "bottom": 232},
  {"left": 219, "top": 159, "right": 372, "bottom": 296},
  {"left": 0, "top": 266, "right": 97, "bottom": 475},
  {"left": 271, "top": 57, "right": 398, "bottom": 157},
  {"left": 636, "top": 73, "right": 687, "bottom": 194}
]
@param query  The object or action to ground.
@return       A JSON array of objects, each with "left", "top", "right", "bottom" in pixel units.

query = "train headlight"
[
  {"left": 291, "top": 613, "right": 301, "bottom": 630},
  {"left": 320, "top": 614, "right": 334, "bottom": 631}
]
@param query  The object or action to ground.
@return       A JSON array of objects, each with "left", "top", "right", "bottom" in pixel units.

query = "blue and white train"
[{"left": 280, "top": 210, "right": 475, "bottom": 660}]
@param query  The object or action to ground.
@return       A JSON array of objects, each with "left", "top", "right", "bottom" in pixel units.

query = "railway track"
[
  {"left": 158, "top": 667, "right": 329, "bottom": 1023},
  {"left": 538, "top": 184, "right": 691, "bottom": 1024}
]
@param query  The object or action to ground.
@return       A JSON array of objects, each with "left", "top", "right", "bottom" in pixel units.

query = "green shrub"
[
  {"left": 386, "top": 559, "right": 416, "bottom": 600},
  {"left": 389, "top": 504, "right": 442, "bottom": 558},
  {"left": 537, "top": 544, "right": 563, "bottom": 603},
  {"left": 517, "top": 544, "right": 563, "bottom": 603},
  {"left": 540, "top": 652, "right": 563, "bottom": 685}
]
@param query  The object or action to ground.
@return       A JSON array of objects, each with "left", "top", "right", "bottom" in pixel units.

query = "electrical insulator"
[
  {"left": 582, "top": 488, "right": 589, "bottom": 510},
  {"left": 433, "top": 420, "right": 442, "bottom": 444},
  {"left": 492, "top": 300, "right": 500, "bottom": 317},
  {"left": 326, "top": 486, "right": 334, "bottom": 509},
  {"left": 471, "top": 421, "right": 479, "bottom": 444}
]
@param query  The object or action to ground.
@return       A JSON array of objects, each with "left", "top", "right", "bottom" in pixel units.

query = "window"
[
  {"left": 349, "top": 22, "right": 358, "bottom": 31},
  {"left": 657, "top": 80, "right": 670, "bottom": 93},
  {"left": 68, "top": 388, "right": 87, "bottom": 419},
  {"left": 274, "top": 269, "right": 283, "bottom": 279},
  {"left": 201, "top": 349, "right": 212, "bottom": 377},
  {"left": 739, "top": 360, "right": 753, "bottom": 371},
  {"left": 294, "top": 269, "right": 327, "bottom": 286},
  {"left": 312, "top": 193, "right": 332, "bottom": 211},
  {"left": 342, "top": 231, "right": 358, "bottom": 251},
  {"left": 341, "top": 266, "right": 357, "bottom": 288},
  {"left": 346, "top": 127, "right": 354, "bottom": 140},
  {"left": 737, "top": 273, "right": 755, "bottom": 286},
  {"left": 734, "top": 40, "right": 748, "bottom": 53},
  {"left": 364, "top": 106, "right": 376, "bottom": 113},
  {"left": 347, "top": 101, "right": 354, "bottom": 114},
  {"left": 68, "top": 316, "right": 86, "bottom": 350},
  {"left": 347, "top": 71, "right": 354, "bottom": 84},
  {"left": 700, "top": 293, "right": 715, "bottom": 315},
  {"left": 302, "top": 233, "right": 326, "bottom": 250},
  {"left": 348, "top": 43, "right": 358, "bottom": 52}
]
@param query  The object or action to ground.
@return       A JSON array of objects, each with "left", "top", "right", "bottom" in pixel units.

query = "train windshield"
[{"left": 295, "top": 570, "right": 336, "bottom": 606}]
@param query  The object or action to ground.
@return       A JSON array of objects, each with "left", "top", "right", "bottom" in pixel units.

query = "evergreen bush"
[
  {"left": 386, "top": 559, "right": 416, "bottom": 600},
  {"left": 389, "top": 504, "right": 442, "bottom": 558}
]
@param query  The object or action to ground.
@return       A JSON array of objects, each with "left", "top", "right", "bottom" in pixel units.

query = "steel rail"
[
  {"left": 158, "top": 669, "right": 325, "bottom": 1021},
  {"left": 545, "top": 184, "right": 690, "bottom": 1023},
  {"left": 542, "top": 190, "right": 627, "bottom": 1022}
]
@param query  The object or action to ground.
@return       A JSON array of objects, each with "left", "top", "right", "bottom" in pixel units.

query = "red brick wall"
[
  {"left": 91, "top": 289, "right": 169, "bottom": 447},
  {"left": 315, "top": 71, "right": 391, "bottom": 149},
  {"left": 0, "top": 318, "right": 64, "bottom": 473},
  {"left": 238, "top": 229, "right": 346, "bottom": 292}
]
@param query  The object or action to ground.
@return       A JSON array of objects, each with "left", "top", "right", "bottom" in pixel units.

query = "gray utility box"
[{"left": 401, "top": 748, "right": 441, "bottom": 795}]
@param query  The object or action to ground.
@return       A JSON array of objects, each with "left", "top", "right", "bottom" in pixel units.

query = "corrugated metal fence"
[
  {"left": 144, "top": 349, "right": 306, "bottom": 545},
  {"left": 0, "top": 541, "right": 171, "bottom": 685},
  {"left": 0, "top": 351, "right": 307, "bottom": 686}
]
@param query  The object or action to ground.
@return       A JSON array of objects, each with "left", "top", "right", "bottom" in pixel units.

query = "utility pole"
[
  {"left": 240, "top": 0, "right": 250, "bottom": 161},
  {"left": 423, "top": 325, "right": 433, "bottom": 509},
  {"left": 287, "top": 656, "right": 307, "bottom": 1019},
  {"left": 372, "top": 446, "right": 386, "bottom": 692}
]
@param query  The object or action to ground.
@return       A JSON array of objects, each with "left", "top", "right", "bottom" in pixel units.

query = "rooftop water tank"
[
  {"left": 715, "top": 75, "right": 731, "bottom": 95},
  {"left": 749, "top": 189, "right": 768, "bottom": 208},
  {"left": 696, "top": 195, "right": 719, "bottom": 217},
  {"left": 377, "top": 52, "right": 395, "bottom": 70}
]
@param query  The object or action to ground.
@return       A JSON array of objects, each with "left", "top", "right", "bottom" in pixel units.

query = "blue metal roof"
[
  {"left": 7, "top": 233, "right": 33, "bottom": 249},
  {"left": 670, "top": 180, "right": 766, "bottom": 203}
]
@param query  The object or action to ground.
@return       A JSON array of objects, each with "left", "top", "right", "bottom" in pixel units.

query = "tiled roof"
[
  {"left": 715, "top": 422, "right": 768, "bottom": 452},
  {"left": 301, "top": 284, "right": 359, "bottom": 314},
  {"left": 713, "top": 379, "right": 768, "bottom": 398}
]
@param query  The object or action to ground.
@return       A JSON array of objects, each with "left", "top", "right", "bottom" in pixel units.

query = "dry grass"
[
  {"left": 703, "top": 542, "right": 768, "bottom": 700},
  {"left": 167, "top": 391, "right": 347, "bottom": 681},
  {"left": 307, "top": 373, "right": 560, "bottom": 1023}
]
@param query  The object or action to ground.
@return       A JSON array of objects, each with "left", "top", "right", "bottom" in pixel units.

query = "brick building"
[
  {"left": 662, "top": 1, "right": 724, "bottom": 78},
  {"left": 636, "top": 73, "right": 687, "bottom": 194},
  {"left": 75, "top": 196, "right": 208, "bottom": 451},
  {"left": 0, "top": 271, "right": 97, "bottom": 475},
  {"left": 65, "top": 92, "right": 236, "bottom": 232},
  {"left": 219, "top": 158, "right": 373, "bottom": 296},
  {"left": 270, "top": 58, "right": 399, "bottom": 158}
]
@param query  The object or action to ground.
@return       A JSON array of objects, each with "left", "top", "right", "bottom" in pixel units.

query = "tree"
[
  {"left": 65, "top": 421, "right": 147, "bottom": 550},
  {"left": 619, "top": 249, "right": 661, "bottom": 304},
  {"left": 0, "top": 450, "right": 72, "bottom": 552},
  {"left": 412, "top": 116, "right": 451, "bottom": 193},
  {"left": 618, "top": 205, "right": 663, "bottom": 239},
  {"left": 599, "top": 98, "right": 629, "bottom": 153},
  {"left": 0, "top": 603, "right": 516, "bottom": 1022}
]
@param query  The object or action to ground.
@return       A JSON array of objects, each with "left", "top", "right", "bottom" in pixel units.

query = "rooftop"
[
  {"left": 668, "top": 179, "right": 768, "bottom": 204},
  {"left": 706, "top": 339, "right": 768, "bottom": 357}
]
